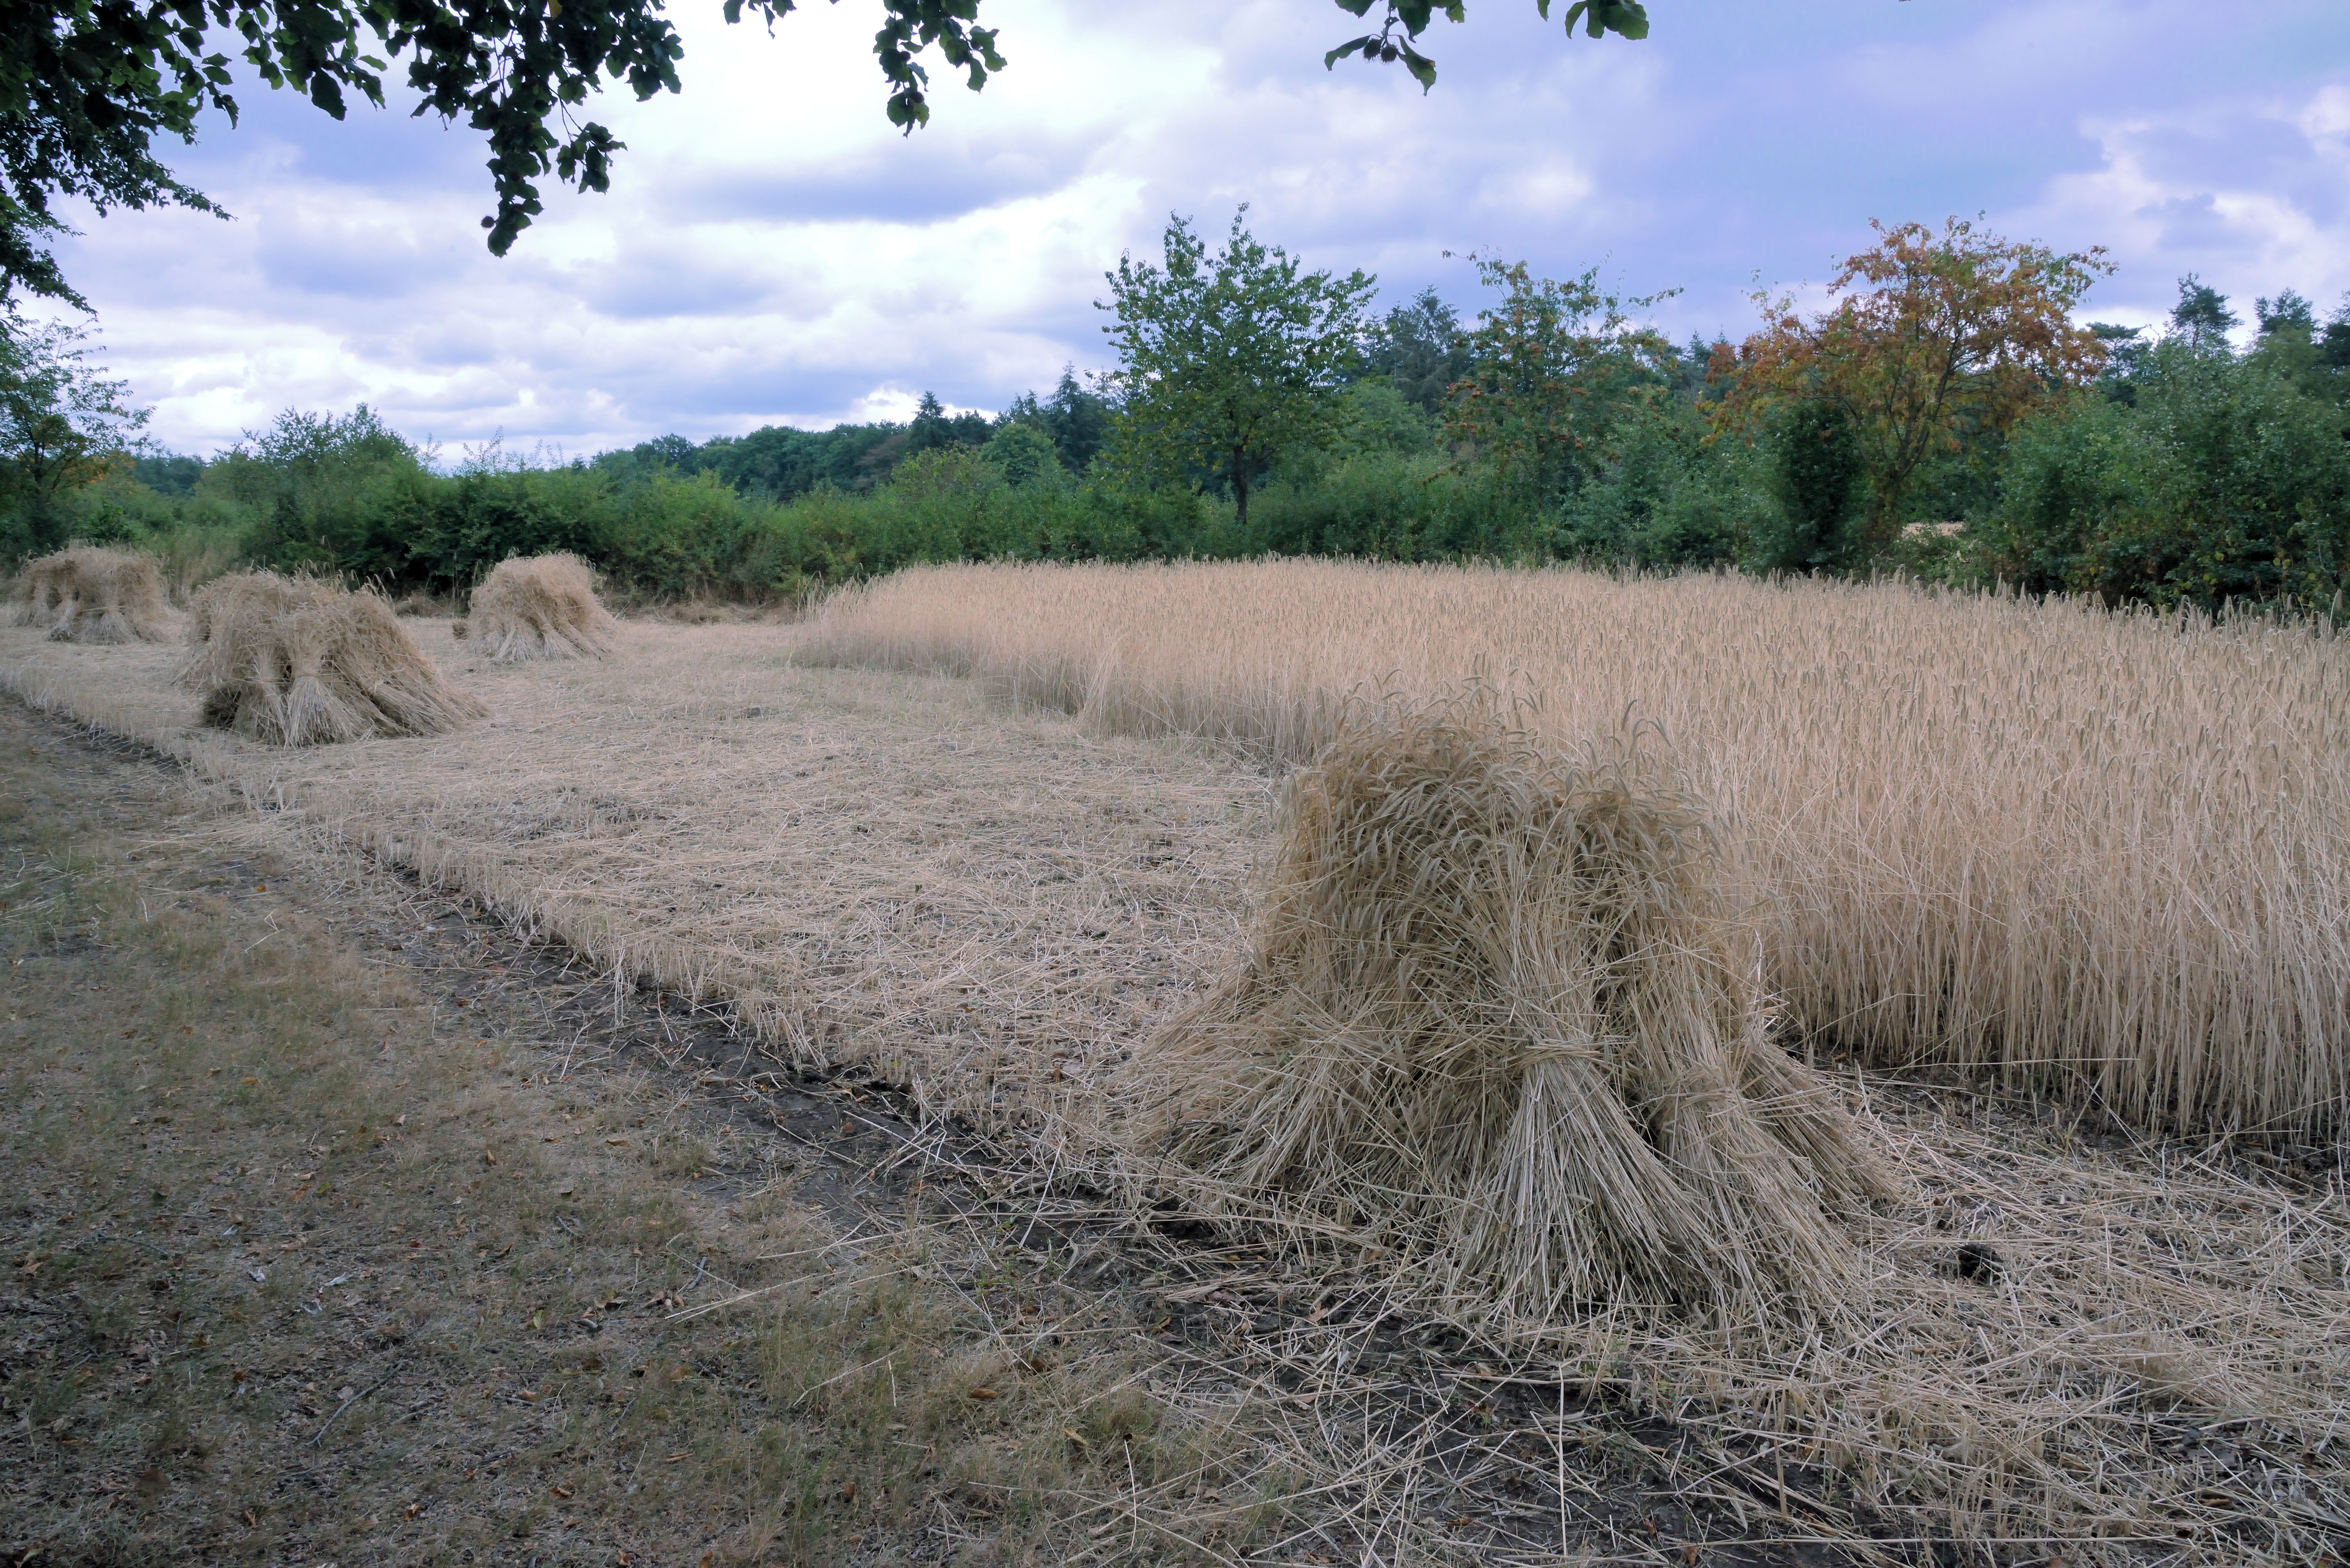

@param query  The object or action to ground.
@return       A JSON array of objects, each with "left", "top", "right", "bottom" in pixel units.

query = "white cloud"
[
  {"left": 2013, "top": 79, "right": 2350, "bottom": 331},
  {"left": 36, "top": 0, "right": 2350, "bottom": 452}
]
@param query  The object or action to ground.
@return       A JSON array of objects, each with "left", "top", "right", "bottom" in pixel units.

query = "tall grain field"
[{"left": 803, "top": 560, "right": 2350, "bottom": 1134}]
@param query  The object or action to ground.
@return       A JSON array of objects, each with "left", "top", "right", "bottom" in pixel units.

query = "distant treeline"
[
  {"left": 584, "top": 373, "right": 1112, "bottom": 503},
  {"left": 15, "top": 245, "right": 2350, "bottom": 614}
]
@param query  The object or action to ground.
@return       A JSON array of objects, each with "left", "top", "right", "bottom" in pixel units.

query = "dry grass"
[
  {"left": 459, "top": 552, "right": 619, "bottom": 662},
  {"left": 1112, "top": 685, "right": 1886, "bottom": 1324},
  {"left": 179, "top": 572, "right": 489, "bottom": 745},
  {"left": 8, "top": 598, "right": 2350, "bottom": 1556},
  {"left": 0, "top": 615, "right": 1265, "bottom": 1138},
  {"left": 804, "top": 560, "right": 2350, "bottom": 1138},
  {"left": 0, "top": 701, "right": 1269, "bottom": 1568},
  {"left": 12, "top": 546, "right": 173, "bottom": 644}
]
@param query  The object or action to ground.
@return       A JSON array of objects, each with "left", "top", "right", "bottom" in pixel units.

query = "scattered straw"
[
  {"left": 178, "top": 572, "right": 489, "bottom": 745},
  {"left": 12, "top": 546, "right": 172, "bottom": 644},
  {"left": 459, "top": 553, "right": 618, "bottom": 662}
]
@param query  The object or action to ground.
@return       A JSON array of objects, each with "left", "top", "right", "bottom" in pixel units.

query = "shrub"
[{"left": 1983, "top": 343, "right": 2350, "bottom": 607}]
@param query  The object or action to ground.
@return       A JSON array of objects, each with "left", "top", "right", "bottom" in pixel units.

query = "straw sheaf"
[
  {"left": 178, "top": 571, "right": 489, "bottom": 746},
  {"left": 460, "top": 553, "right": 618, "bottom": 662},
  {"left": 12, "top": 546, "right": 173, "bottom": 644},
  {"left": 1114, "top": 688, "right": 1891, "bottom": 1323}
]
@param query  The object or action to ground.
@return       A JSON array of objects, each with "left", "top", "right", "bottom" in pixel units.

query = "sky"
[{"left": 43, "top": 0, "right": 2350, "bottom": 456}]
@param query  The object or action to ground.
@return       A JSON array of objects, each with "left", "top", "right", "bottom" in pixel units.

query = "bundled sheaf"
[
  {"left": 1113, "top": 688, "right": 1888, "bottom": 1322},
  {"left": 178, "top": 572, "right": 489, "bottom": 746},
  {"left": 12, "top": 547, "right": 172, "bottom": 644},
  {"left": 457, "top": 553, "right": 618, "bottom": 662}
]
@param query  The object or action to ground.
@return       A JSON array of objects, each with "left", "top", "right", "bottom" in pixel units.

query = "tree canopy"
[
  {"left": 1444, "top": 256, "right": 1678, "bottom": 503},
  {"left": 1100, "top": 208, "right": 1376, "bottom": 527},
  {"left": 1328, "top": 0, "right": 1646, "bottom": 88},
  {"left": 1711, "top": 218, "right": 2112, "bottom": 556},
  {"left": 1361, "top": 286, "right": 1473, "bottom": 415},
  {"left": 0, "top": 318, "right": 147, "bottom": 553},
  {"left": 0, "top": 0, "right": 1654, "bottom": 307}
]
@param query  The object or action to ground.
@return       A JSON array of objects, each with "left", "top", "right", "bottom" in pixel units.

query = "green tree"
[
  {"left": 2087, "top": 321, "right": 2147, "bottom": 404},
  {"left": 1713, "top": 218, "right": 2111, "bottom": 558},
  {"left": 1361, "top": 286, "right": 1472, "bottom": 415},
  {"left": 1444, "top": 256, "right": 1677, "bottom": 505},
  {"left": 981, "top": 420, "right": 1061, "bottom": 488},
  {"left": 1328, "top": 0, "right": 1646, "bottom": 86},
  {"left": 1042, "top": 367, "right": 1111, "bottom": 473},
  {"left": 907, "top": 392, "right": 955, "bottom": 455},
  {"left": 2321, "top": 297, "right": 2350, "bottom": 382},
  {"left": 1982, "top": 339, "right": 2350, "bottom": 609},
  {"left": 907, "top": 391, "right": 989, "bottom": 454},
  {"left": 0, "top": 319, "right": 149, "bottom": 556},
  {"left": 1761, "top": 396, "right": 1863, "bottom": 572},
  {"left": 2170, "top": 274, "right": 2240, "bottom": 349},
  {"left": 0, "top": 0, "right": 1005, "bottom": 305},
  {"left": 204, "top": 404, "right": 433, "bottom": 577},
  {"left": 1100, "top": 208, "right": 1376, "bottom": 529}
]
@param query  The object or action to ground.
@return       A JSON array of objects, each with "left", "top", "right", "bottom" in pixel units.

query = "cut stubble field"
[
  {"left": 0, "top": 614, "right": 1272, "bottom": 1138},
  {"left": 6, "top": 560, "right": 2350, "bottom": 1563}
]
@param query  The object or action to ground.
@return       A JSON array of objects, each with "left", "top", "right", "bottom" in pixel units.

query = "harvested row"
[
  {"left": 11, "top": 546, "right": 172, "bottom": 644},
  {"left": 806, "top": 560, "right": 2350, "bottom": 1135}
]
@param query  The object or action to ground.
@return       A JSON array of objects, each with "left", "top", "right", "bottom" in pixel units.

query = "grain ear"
[{"left": 803, "top": 558, "right": 2350, "bottom": 1136}]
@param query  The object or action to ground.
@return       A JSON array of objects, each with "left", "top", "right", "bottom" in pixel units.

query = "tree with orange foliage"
[{"left": 1711, "top": 218, "right": 2111, "bottom": 558}]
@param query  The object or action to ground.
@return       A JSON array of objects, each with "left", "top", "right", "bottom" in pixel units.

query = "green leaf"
[
  {"left": 1323, "top": 35, "right": 1379, "bottom": 69},
  {"left": 1400, "top": 42, "right": 1437, "bottom": 91},
  {"left": 1562, "top": 0, "right": 1650, "bottom": 38}
]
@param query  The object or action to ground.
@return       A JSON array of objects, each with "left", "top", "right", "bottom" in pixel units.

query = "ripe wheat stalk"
[{"left": 804, "top": 559, "right": 2350, "bottom": 1135}]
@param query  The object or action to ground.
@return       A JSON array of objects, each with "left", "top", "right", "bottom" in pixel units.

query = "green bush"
[
  {"left": 42, "top": 321, "right": 2348, "bottom": 617},
  {"left": 1747, "top": 397, "right": 1864, "bottom": 573},
  {"left": 1551, "top": 408, "right": 1758, "bottom": 569},
  {"left": 1982, "top": 343, "right": 2350, "bottom": 608}
]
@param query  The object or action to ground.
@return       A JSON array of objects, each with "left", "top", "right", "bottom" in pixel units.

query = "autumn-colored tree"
[
  {"left": 1711, "top": 218, "right": 2111, "bottom": 557},
  {"left": 1444, "top": 256, "right": 1678, "bottom": 503}
]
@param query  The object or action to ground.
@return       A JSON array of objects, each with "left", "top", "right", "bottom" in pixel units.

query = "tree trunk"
[{"left": 1232, "top": 448, "right": 1251, "bottom": 530}]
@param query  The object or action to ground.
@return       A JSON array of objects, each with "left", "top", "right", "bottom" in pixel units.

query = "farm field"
[
  {"left": 7, "top": 561, "right": 2350, "bottom": 1562},
  {"left": 0, "top": 698, "right": 1303, "bottom": 1568},
  {"left": 806, "top": 561, "right": 2350, "bottom": 1135},
  {"left": 0, "top": 614, "right": 1271, "bottom": 1137}
]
